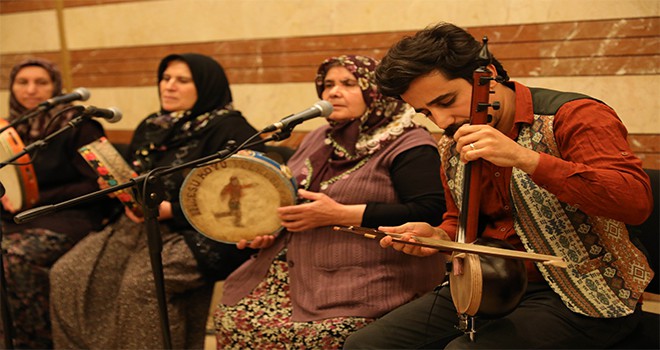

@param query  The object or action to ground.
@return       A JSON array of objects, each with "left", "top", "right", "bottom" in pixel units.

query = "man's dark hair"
[{"left": 375, "top": 22, "right": 509, "bottom": 98}]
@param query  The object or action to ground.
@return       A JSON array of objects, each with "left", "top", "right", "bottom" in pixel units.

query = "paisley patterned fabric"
[{"left": 510, "top": 114, "right": 653, "bottom": 317}]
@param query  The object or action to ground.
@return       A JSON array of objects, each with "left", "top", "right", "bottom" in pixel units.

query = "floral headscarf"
[
  {"left": 131, "top": 53, "right": 235, "bottom": 172},
  {"left": 8, "top": 58, "right": 72, "bottom": 144},
  {"left": 302, "top": 55, "right": 419, "bottom": 191}
]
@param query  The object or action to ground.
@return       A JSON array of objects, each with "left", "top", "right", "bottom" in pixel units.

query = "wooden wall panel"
[
  {"left": 2, "top": 17, "right": 658, "bottom": 87},
  {"left": 0, "top": 0, "right": 140, "bottom": 14},
  {"left": 4, "top": 15, "right": 660, "bottom": 168}
]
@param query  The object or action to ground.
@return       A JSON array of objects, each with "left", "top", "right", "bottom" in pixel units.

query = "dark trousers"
[{"left": 344, "top": 282, "right": 642, "bottom": 349}]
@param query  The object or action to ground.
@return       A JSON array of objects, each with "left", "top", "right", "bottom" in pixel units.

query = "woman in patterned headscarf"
[
  {"left": 49, "top": 53, "right": 264, "bottom": 349},
  {"left": 215, "top": 55, "right": 447, "bottom": 348},
  {"left": 1, "top": 59, "right": 115, "bottom": 349}
]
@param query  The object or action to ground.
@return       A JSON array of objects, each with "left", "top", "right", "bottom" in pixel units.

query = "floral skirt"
[
  {"left": 214, "top": 259, "right": 373, "bottom": 349},
  {"left": 0, "top": 227, "right": 72, "bottom": 349}
]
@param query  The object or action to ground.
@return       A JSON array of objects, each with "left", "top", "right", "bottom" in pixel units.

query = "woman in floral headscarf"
[
  {"left": 215, "top": 55, "right": 447, "bottom": 348},
  {"left": 1, "top": 58, "right": 115, "bottom": 349}
]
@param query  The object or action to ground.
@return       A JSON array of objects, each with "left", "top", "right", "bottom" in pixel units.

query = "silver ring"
[{"left": 469, "top": 143, "right": 476, "bottom": 150}]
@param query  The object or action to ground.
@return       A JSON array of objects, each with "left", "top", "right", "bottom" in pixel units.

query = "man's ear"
[{"left": 487, "top": 63, "right": 499, "bottom": 88}]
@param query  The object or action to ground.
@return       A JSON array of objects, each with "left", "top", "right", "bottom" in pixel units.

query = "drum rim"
[
  {"left": 78, "top": 136, "right": 141, "bottom": 215},
  {"left": 0, "top": 120, "right": 39, "bottom": 210}
]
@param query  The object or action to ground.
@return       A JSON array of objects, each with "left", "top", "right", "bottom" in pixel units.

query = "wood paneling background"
[{"left": 1, "top": 8, "right": 658, "bottom": 168}]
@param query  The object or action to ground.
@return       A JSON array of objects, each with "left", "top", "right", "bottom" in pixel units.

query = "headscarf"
[
  {"left": 132, "top": 53, "right": 235, "bottom": 172},
  {"left": 157, "top": 53, "right": 233, "bottom": 117},
  {"left": 8, "top": 58, "right": 71, "bottom": 144},
  {"left": 302, "top": 55, "right": 419, "bottom": 191}
]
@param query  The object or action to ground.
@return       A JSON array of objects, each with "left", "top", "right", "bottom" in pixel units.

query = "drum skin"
[
  {"left": 450, "top": 237, "right": 528, "bottom": 319},
  {"left": 179, "top": 150, "right": 297, "bottom": 243}
]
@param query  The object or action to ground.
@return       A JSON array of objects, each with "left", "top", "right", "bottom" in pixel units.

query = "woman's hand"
[
  {"left": 1, "top": 195, "right": 17, "bottom": 214},
  {"left": 378, "top": 222, "right": 450, "bottom": 257},
  {"left": 236, "top": 235, "right": 277, "bottom": 250},
  {"left": 124, "top": 206, "right": 143, "bottom": 223},
  {"left": 124, "top": 201, "right": 173, "bottom": 223},
  {"left": 277, "top": 189, "right": 365, "bottom": 232}
]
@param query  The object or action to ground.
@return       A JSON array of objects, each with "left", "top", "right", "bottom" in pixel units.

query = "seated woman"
[
  {"left": 214, "top": 55, "right": 447, "bottom": 349},
  {"left": 49, "top": 53, "right": 264, "bottom": 349},
  {"left": 0, "top": 58, "right": 116, "bottom": 349}
]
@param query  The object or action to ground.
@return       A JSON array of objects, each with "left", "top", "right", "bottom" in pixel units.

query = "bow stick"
[{"left": 333, "top": 225, "right": 567, "bottom": 268}]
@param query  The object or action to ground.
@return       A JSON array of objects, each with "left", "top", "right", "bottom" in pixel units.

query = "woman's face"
[
  {"left": 321, "top": 66, "right": 367, "bottom": 122},
  {"left": 11, "top": 66, "right": 55, "bottom": 110},
  {"left": 159, "top": 60, "right": 197, "bottom": 112}
]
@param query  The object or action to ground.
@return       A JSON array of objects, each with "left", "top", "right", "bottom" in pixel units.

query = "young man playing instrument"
[{"left": 343, "top": 22, "right": 653, "bottom": 349}]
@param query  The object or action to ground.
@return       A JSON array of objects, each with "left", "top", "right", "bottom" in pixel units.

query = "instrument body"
[
  {"left": 179, "top": 150, "right": 297, "bottom": 243},
  {"left": 449, "top": 238, "right": 527, "bottom": 318},
  {"left": 0, "top": 119, "right": 39, "bottom": 211},
  {"left": 78, "top": 136, "right": 142, "bottom": 216}
]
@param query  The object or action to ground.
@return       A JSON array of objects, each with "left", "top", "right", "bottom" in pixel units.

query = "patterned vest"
[{"left": 441, "top": 88, "right": 653, "bottom": 317}]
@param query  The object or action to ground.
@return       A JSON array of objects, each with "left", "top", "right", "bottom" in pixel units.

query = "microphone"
[
  {"left": 261, "top": 100, "right": 333, "bottom": 132},
  {"left": 38, "top": 87, "right": 91, "bottom": 109},
  {"left": 80, "top": 106, "right": 123, "bottom": 123}
]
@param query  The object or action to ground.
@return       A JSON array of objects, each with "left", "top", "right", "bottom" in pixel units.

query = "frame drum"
[
  {"left": 0, "top": 119, "right": 39, "bottom": 211},
  {"left": 180, "top": 150, "right": 297, "bottom": 243},
  {"left": 78, "top": 136, "right": 142, "bottom": 216}
]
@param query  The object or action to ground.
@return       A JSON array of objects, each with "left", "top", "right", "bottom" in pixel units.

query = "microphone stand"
[
  {"left": 14, "top": 129, "right": 293, "bottom": 349},
  {"left": 0, "top": 182, "right": 14, "bottom": 349},
  {"left": 0, "top": 113, "right": 87, "bottom": 168},
  {"left": 0, "top": 105, "right": 50, "bottom": 135}
]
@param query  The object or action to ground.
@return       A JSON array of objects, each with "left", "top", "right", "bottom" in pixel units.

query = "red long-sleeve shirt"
[{"left": 440, "top": 82, "right": 652, "bottom": 281}]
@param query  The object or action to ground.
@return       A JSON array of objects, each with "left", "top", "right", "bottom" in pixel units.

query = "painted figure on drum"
[
  {"left": 214, "top": 55, "right": 447, "bottom": 349},
  {"left": 343, "top": 22, "right": 654, "bottom": 349},
  {"left": 214, "top": 175, "right": 256, "bottom": 227},
  {"left": 0, "top": 58, "right": 117, "bottom": 349},
  {"left": 48, "top": 53, "right": 264, "bottom": 349}
]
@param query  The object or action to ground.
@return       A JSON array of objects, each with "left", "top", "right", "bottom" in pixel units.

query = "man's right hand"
[{"left": 378, "top": 222, "right": 450, "bottom": 257}]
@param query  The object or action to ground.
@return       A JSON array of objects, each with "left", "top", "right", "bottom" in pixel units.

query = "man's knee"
[{"left": 342, "top": 327, "right": 375, "bottom": 349}]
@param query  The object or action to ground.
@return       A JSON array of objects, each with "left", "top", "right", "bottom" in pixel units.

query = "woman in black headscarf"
[
  {"left": 1, "top": 58, "right": 114, "bottom": 349},
  {"left": 49, "top": 53, "right": 264, "bottom": 349}
]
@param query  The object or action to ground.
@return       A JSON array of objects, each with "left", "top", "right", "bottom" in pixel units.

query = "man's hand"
[
  {"left": 454, "top": 124, "right": 540, "bottom": 174},
  {"left": 378, "top": 222, "right": 450, "bottom": 257}
]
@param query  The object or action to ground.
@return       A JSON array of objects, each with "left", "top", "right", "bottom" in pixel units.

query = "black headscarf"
[
  {"left": 157, "top": 53, "right": 233, "bottom": 117},
  {"left": 132, "top": 53, "right": 235, "bottom": 173}
]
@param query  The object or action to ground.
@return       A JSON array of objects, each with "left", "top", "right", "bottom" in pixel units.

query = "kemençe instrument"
[
  {"left": 0, "top": 119, "right": 39, "bottom": 211},
  {"left": 179, "top": 150, "right": 297, "bottom": 243},
  {"left": 449, "top": 36, "right": 529, "bottom": 338}
]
